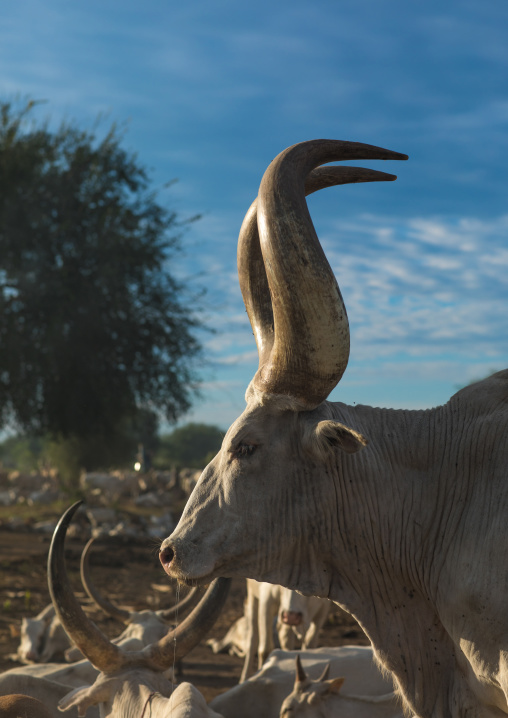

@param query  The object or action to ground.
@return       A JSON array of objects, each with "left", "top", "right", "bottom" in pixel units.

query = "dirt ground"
[{"left": 0, "top": 526, "right": 369, "bottom": 703}]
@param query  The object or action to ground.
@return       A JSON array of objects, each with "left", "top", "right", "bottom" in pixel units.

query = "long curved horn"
[
  {"left": 252, "top": 139, "right": 407, "bottom": 408},
  {"left": 48, "top": 502, "right": 126, "bottom": 673},
  {"left": 238, "top": 165, "right": 398, "bottom": 372},
  {"left": 156, "top": 585, "right": 201, "bottom": 621},
  {"left": 80, "top": 538, "right": 131, "bottom": 623},
  {"left": 49, "top": 502, "right": 231, "bottom": 674},
  {"left": 81, "top": 538, "right": 202, "bottom": 623}
]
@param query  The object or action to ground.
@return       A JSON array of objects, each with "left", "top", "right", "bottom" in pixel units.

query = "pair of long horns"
[
  {"left": 239, "top": 139, "right": 407, "bottom": 408},
  {"left": 48, "top": 502, "right": 231, "bottom": 674},
  {"left": 80, "top": 538, "right": 201, "bottom": 623}
]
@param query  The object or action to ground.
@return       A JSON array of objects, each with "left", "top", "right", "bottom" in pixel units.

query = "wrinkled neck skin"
[{"left": 168, "top": 388, "right": 508, "bottom": 718}]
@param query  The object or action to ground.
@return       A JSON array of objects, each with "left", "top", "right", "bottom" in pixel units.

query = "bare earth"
[{"left": 0, "top": 528, "right": 369, "bottom": 702}]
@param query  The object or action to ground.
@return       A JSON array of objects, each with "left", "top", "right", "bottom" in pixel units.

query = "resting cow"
[
  {"left": 14, "top": 603, "right": 72, "bottom": 663},
  {"left": 279, "top": 655, "right": 402, "bottom": 718},
  {"left": 210, "top": 645, "right": 394, "bottom": 718},
  {"left": 160, "top": 139, "right": 508, "bottom": 718}
]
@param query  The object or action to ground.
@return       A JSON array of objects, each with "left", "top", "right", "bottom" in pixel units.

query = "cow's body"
[{"left": 159, "top": 140, "right": 508, "bottom": 717}]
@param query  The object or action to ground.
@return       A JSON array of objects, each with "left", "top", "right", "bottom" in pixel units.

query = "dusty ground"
[{"left": 0, "top": 525, "right": 369, "bottom": 703}]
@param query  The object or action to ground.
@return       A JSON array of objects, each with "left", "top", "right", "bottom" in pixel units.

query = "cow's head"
[{"left": 160, "top": 140, "right": 407, "bottom": 592}]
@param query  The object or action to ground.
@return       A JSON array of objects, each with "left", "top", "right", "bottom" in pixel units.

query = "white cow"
[
  {"left": 208, "top": 580, "right": 332, "bottom": 683},
  {"left": 279, "top": 655, "right": 402, "bottom": 718},
  {"left": 277, "top": 587, "right": 332, "bottom": 651},
  {"left": 15, "top": 603, "right": 72, "bottom": 663},
  {"left": 210, "top": 645, "right": 395, "bottom": 718},
  {"left": 49, "top": 503, "right": 230, "bottom": 718},
  {"left": 160, "top": 140, "right": 508, "bottom": 717}
]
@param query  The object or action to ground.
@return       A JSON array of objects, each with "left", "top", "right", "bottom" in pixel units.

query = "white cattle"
[
  {"left": 160, "top": 140, "right": 508, "bottom": 717},
  {"left": 279, "top": 655, "right": 402, "bottom": 718},
  {"left": 0, "top": 656, "right": 100, "bottom": 689},
  {"left": 277, "top": 587, "right": 332, "bottom": 651},
  {"left": 240, "top": 580, "right": 282, "bottom": 682},
  {"left": 210, "top": 645, "right": 394, "bottom": 718},
  {"left": 208, "top": 580, "right": 331, "bottom": 683},
  {"left": 15, "top": 603, "right": 72, "bottom": 663},
  {"left": 49, "top": 503, "right": 231, "bottom": 718}
]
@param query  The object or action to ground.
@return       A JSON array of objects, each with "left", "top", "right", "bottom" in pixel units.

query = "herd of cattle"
[
  {"left": 0, "top": 468, "right": 202, "bottom": 538},
  {"left": 0, "top": 502, "right": 402, "bottom": 718}
]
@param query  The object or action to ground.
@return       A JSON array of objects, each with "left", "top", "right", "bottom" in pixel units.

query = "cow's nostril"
[{"left": 159, "top": 545, "right": 175, "bottom": 567}]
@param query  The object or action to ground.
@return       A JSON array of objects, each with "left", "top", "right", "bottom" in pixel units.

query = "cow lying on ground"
[
  {"left": 160, "top": 140, "right": 508, "bottom": 717},
  {"left": 14, "top": 603, "right": 72, "bottom": 664},
  {"left": 210, "top": 645, "right": 395, "bottom": 718},
  {"left": 279, "top": 655, "right": 402, "bottom": 718}
]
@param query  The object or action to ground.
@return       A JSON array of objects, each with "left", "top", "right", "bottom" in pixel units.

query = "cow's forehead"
[{"left": 223, "top": 400, "right": 302, "bottom": 448}]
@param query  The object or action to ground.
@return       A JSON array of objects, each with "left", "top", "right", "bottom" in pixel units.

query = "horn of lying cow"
[
  {"left": 318, "top": 661, "right": 331, "bottom": 682},
  {"left": 295, "top": 654, "right": 308, "bottom": 686},
  {"left": 252, "top": 139, "right": 407, "bottom": 408},
  {"left": 80, "top": 538, "right": 131, "bottom": 623},
  {"left": 49, "top": 502, "right": 231, "bottom": 674},
  {"left": 81, "top": 537, "right": 202, "bottom": 623},
  {"left": 48, "top": 502, "right": 126, "bottom": 673},
  {"left": 238, "top": 165, "right": 398, "bottom": 373},
  {"left": 156, "top": 585, "right": 202, "bottom": 621}
]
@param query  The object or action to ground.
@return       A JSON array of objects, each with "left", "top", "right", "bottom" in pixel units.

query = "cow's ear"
[{"left": 304, "top": 420, "right": 368, "bottom": 460}]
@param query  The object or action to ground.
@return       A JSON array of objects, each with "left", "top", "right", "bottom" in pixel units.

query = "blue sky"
[{"left": 1, "top": 0, "right": 507, "bottom": 430}]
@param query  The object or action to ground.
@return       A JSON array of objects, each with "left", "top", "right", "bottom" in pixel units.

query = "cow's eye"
[{"left": 231, "top": 442, "right": 257, "bottom": 459}]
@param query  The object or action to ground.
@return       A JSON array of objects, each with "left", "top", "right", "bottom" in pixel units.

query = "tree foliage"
[
  {"left": 154, "top": 423, "right": 224, "bottom": 469},
  {"left": 0, "top": 100, "right": 202, "bottom": 444}
]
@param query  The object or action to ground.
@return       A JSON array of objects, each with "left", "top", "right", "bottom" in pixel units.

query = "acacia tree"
[{"left": 0, "top": 100, "right": 202, "bottom": 475}]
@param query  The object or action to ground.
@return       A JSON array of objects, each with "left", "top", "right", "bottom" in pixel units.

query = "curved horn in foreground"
[
  {"left": 49, "top": 503, "right": 231, "bottom": 674},
  {"left": 238, "top": 165, "right": 398, "bottom": 372},
  {"left": 80, "top": 538, "right": 131, "bottom": 623},
  {"left": 252, "top": 139, "right": 407, "bottom": 408},
  {"left": 48, "top": 502, "right": 126, "bottom": 673}
]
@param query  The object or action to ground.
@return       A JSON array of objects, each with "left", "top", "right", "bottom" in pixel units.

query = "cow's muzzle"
[{"left": 281, "top": 610, "right": 303, "bottom": 626}]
